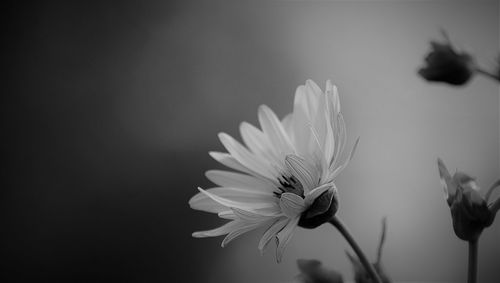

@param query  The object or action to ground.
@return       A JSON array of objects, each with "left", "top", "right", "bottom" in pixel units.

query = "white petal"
[
  {"left": 328, "top": 137, "right": 359, "bottom": 181},
  {"left": 306, "top": 79, "right": 323, "bottom": 97},
  {"left": 312, "top": 92, "right": 328, "bottom": 149},
  {"left": 239, "top": 122, "right": 282, "bottom": 166},
  {"left": 188, "top": 192, "right": 227, "bottom": 213},
  {"left": 281, "top": 113, "right": 294, "bottom": 139},
  {"left": 304, "top": 80, "right": 321, "bottom": 116},
  {"left": 293, "top": 86, "right": 313, "bottom": 157},
  {"left": 275, "top": 216, "right": 300, "bottom": 263},
  {"left": 437, "top": 158, "right": 454, "bottom": 200},
  {"left": 258, "top": 105, "right": 294, "bottom": 157},
  {"left": 285, "top": 154, "right": 318, "bottom": 192},
  {"left": 192, "top": 220, "right": 243, "bottom": 238},
  {"left": 231, "top": 207, "right": 280, "bottom": 222},
  {"left": 221, "top": 221, "right": 265, "bottom": 247},
  {"left": 331, "top": 113, "right": 347, "bottom": 168},
  {"left": 209, "top": 151, "right": 255, "bottom": 175},
  {"left": 218, "top": 210, "right": 237, "bottom": 219},
  {"left": 205, "top": 170, "right": 277, "bottom": 192},
  {"left": 219, "top": 133, "right": 279, "bottom": 180},
  {"left": 258, "top": 217, "right": 288, "bottom": 253},
  {"left": 189, "top": 187, "right": 278, "bottom": 213},
  {"left": 279, "top": 192, "right": 306, "bottom": 218}
]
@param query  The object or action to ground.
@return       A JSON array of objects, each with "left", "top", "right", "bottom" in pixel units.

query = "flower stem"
[
  {"left": 468, "top": 239, "right": 478, "bottom": 283},
  {"left": 329, "top": 216, "right": 382, "bottom": 283},
  {"left": 475, "top": 66, "right": 500, "bottom": 82}
]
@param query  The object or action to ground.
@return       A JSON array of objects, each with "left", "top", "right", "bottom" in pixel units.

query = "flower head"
[
  {"left": 189, "top": 80, "right": 358, "bottom": 262},
  {"left": 437, "top": 158, "right": 500, "bottom": 241},
  {"left": 418, "top": 31, "right": 476, "bottom": 86}
]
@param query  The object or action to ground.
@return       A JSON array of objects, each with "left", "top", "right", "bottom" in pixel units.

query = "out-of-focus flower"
[
  {"left": 189, "top": 80, "right": 359, "bottom": 262},
  {"left": 418, "top": 31, "right": 476, "bottom": 86},
  {"left": 437, "top": 158, "right": 500, "bottom": 241},
  {"left": 346, "top": 218, "right": 391, "bottom": 283},
  {"left": 292, "top": 259, "right": 343, "bottom": 283}
]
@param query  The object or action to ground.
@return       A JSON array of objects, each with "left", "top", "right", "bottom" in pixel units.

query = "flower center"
[{"left": 275, "top": 175, "right": 304, "bottom": 198}]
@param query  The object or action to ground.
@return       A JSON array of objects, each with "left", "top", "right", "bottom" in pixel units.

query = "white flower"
[{"left": 189, "top": 80, "right": 359, "bottom": 262}]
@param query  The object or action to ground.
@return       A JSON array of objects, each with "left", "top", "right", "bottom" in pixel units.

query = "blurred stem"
[
  {"left": 329, "top": 216, "right": 382, "bottom": 283},
  {"left": 475, "top": 66, "right": 500, "bottom": 82},
  {"left": 376, "top": 217, "right": 387, "bottom": 265},
  {"left": 468, "top": 238, "right": 478, "bottom": 283}
]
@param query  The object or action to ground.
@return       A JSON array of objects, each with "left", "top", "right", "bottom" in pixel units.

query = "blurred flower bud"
[
  {"left": 437, "top": 158, "right": 498, "bottom": 242},
  {"left": 418, "top": 31, "right": 476, "bottom": 86},
  {"left": 299, "top": 187, "right": 339, "bottom": 229},
  {"left": 346, "top": 218, "right": 391, "bottom": 283},
  {"left": 292, "top": 259, "right": 343, "bottom": 283}
]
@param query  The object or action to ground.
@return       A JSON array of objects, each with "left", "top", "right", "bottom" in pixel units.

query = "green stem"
[
  {"left": 329, "top": 216, "right": 382, "bottom": 283},
  {"left": 468, "top": 239, "right": 478, "bottom": 283}
]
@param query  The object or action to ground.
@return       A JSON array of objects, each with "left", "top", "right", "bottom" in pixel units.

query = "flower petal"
[
  {"left": 205, "top": 170, "right": 277, "bottom": 192},
  {"left": 192, "top": 220, "right": 243, "bottom": 238},
  {"left": 281, "top": 113, "right": 294, "bottom": 138},
  {"left": 275, "top": 216, "right": 300, "bottom": 263},
  {"left": 189, "top": 187, "right": 278, "bottom": 213},
  {"left": 218, "top": 210, "right": 237, "bottom": 219},
  {"left": 239, "top": 122, "right": 282, "bottom": 166},
  {"left": 279, "top": 192, "right": 306, "bottom": 218},
  {"left": 285, "top": 154, "right": 318, "bottom": 192},
  {"left": 209, "top": 151, "right": 254, "bottom": 175},
  {"left": 231, "top": 207, "right": 280, "bottom": 222},
  {"left": 437, "top": 158, "right": 455, "bottom": 202},
  {"left": 328, "top": 137, "right": 359, "bottom": 182},
  {"left": 258, "top": 217, "right": 289, "bottom": 253},
  {"left": 304, "top": 183, "right": 335, "bottom": 207},
  {"left": 219, "top": 133, "right": 279, "bottom": 180},
  {"left": 221, "top": 221, "right": 265, "bottom": 247},
  {"left": 258, "top": 105, "right": 294, "bottom": 158}
]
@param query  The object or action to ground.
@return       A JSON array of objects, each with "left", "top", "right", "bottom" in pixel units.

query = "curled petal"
[
  {"left": 276, "top": 216, "right": 300, "bottom": 263},
  {"left": 258, "top": 217, "right": 288, "bottom": 253},
  {"left": 193, "top": 220, "right": 245, "bottom": 238},
  {"left": 279, "top": 192, "right": 306, "bottom": 218},
  {"left": 304, "top": 183, "right": 335, "bottom": 207}
]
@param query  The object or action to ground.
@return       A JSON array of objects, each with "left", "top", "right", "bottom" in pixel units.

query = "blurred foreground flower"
[
  {"left": 418, "top": 30, "right": 475, "bottom": 86},
  {"left": 437, "top": 158, "right": 500, "bottom": 241},
  {"left": 189, "top": 80, "right": 359, "bottom": 262},
  {"left": 292, "top": 259, "right": 343, "bottom": 283},
  {"left": 346, "top": 218, "right": 391, "bottom": 283}
]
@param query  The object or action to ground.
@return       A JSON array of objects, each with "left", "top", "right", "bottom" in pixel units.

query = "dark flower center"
[{"left": 275, "top": 175, "right": 304, "bottom": 198}]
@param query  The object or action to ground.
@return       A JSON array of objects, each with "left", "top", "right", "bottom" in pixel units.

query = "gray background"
[{"left": 3, "top": 0, "right": 499, "bottom": 282}]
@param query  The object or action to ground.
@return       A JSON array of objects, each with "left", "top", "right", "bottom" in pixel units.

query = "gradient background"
[{"left": 2, "top": 0, "right": 499, "bottom": 282}]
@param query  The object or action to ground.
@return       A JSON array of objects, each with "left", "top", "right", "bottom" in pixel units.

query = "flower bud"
[
  {"left": 293, "top": 259, "right": 343, "bottom": 283},
  {"left": 437, "top": 158, "right": 497, "bottom": 242},
  {"left": 299, "top": 187, "right": 339, "bottom": 229},
  {"left": 449, "top": 181, "right": 494, "bottom": 241},
  {"left": 418, "top": 31, "right": 476, "bottom": 86}
]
